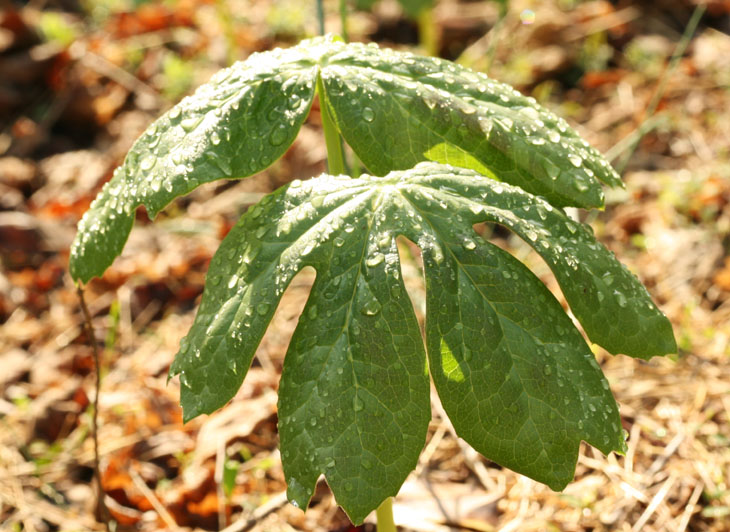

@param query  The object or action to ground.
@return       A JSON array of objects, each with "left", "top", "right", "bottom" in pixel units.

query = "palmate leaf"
[
  {"left": 169, "top": 163, "right": 675, "bottom": 523},
  {"left": 70, "top": 35, "right": 621, "bottom": 284}
]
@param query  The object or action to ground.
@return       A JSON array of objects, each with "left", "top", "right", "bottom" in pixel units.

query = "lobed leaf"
[
  {"left": 170, "top": 163, "right": 674, "bottom": 522},
  {"left": 69, "top": 46, "right": 319, "bottom": 283},
  {"left": 320, "top": 40, "right": 622, "bottom": 208},
  {"left": 408, "top": 172, "right": 677, "bottom": 357},
  {"left": 71, "top": 36, "right": 623, "bottom": 283},
  {"left": 170, "top": 175, "right": 431, "bottom": 523}
]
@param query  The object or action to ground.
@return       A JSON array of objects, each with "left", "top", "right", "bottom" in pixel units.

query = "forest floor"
[{"left": 1, "top": 0, "right": 729, "bottom": 531}]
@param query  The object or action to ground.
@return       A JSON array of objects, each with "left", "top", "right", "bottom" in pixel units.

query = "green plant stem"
[
  {"left": 484, "top": 4, "right": 507, "bottom": 75},
  {"left": 339, "top": 0, "right": 349, "bottom": 42},
  {"left": 317, "top": 75, "right": 346, "bottom": 175},
  {"left": 376, "top": 497, "right": 396, "bottom": 532},
  {"left": 316, "top": 0, "right": 326, "bottom": 36},
  {"left": 417, "top": 7, "right": 438, "bottom": 57},
  {"left": 215, "top": 0, "right": 237, "bottom": 66}
]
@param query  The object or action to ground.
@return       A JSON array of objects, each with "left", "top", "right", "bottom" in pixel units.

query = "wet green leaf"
[
  {"left": 169, "top": 163, "right": 673, "bottom": 523},
  {"left": 69, "top": 45, "right": 319, "bottom": 283},
  {"left": 70, "top": 36, "right": 621, "bottom": 283},
  {"left": 69, "top": 35, "right": 674, "bottom": 525}
]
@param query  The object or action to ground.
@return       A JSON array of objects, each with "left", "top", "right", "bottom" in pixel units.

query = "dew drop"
[
  {"left": 270, "top": 125, "right": 287, "bottom": 146},
  {"left": 361, "top": 299, "right": 381, "bottom": 316},
  {"left": 181, "top": 117, "right": 199, "bottom": 132},
  {"left": 257, "top": 302, "right": 270, "bottom": 315},
  {"left": 362, "top": 107, "right": 375, "bottom": 122},
  {"left": 543, "top": 365, "right": 552, "bottom": 376},
  {"left": 568, "top": 154, "right": 583, "bottom": 168},
  {"left": 366, "top": 254, "right": 384, "bottom": 267},
  {"left": 496, "top": 117, "right": 513, "bottom": 130},
  {"left": 140, "top": 155, "right": 156, "bottom": 171},
  {"left": 179, "top": 337, "right": 190, "bottom": 354},
  {"left": 301, "top": 242, "right": 315, "bottom": 256}
]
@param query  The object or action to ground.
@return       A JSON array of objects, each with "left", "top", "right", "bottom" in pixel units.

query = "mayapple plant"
[{"left": 70, "top": 35, "right": 676, "bottom": 524}]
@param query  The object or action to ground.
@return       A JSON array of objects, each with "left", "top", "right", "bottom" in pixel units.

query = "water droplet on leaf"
[
  {"left": 270, "top": 125, "right": 287, "bottom": 146},
  {"left": 569, "top": 154, "right": 583, "bottom": 167}
]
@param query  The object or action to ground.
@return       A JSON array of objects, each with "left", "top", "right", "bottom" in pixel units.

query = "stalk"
[
  {"left": 417, "top": 7, "right": 438, "bottom": 57},
  {"left": 317, "top": 75, "right": 346, "bottom": 175},
  {"left": 376, "top": 497, "right": 396, "bottom": 532},
  {"left": 316, "top": 0, "right": 326, "bottom": 36},
  {"left": 339, "top": 0, "right": 349, "bottom": 42},
  {"left": 484, "top": 3, "right": 507, "bottom": 75},
  {"left": 77, "top": 285, "right": 110, "bottom": 529}
]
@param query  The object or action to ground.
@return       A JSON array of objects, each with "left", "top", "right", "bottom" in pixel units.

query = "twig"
[
  {"left": 612, "top": 4, "right": 706, "bottom": 173},
  {"left": 415, "top": 423, "right": 447, "bottom": 476},
  {"left": 77, "top": 50, "right": 164, "bottom": 110},
  {"left": 216, "top": 439, "right": 228, "bottom": 530},
  {"left": 631, "top": 474, "right": 676, "bottom": 532},
  {"left": 129, "top": 469, "right": 180, "bottom": 530},
  {"left": 220, "top": 492, "right": 289, "bottom": 532},
  {"left": 676, "top": 481, "right": 704, "bottom": 532},
  {"left": 646, "top": 432, "right": 684, "bottom": 479},
  {"left": 76, "top": 284, "right": 110, "bottom": 529}
]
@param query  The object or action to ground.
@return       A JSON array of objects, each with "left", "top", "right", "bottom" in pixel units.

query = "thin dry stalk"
[{"left": 76, "top": 285, "right": 110, "bottom": 528}]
